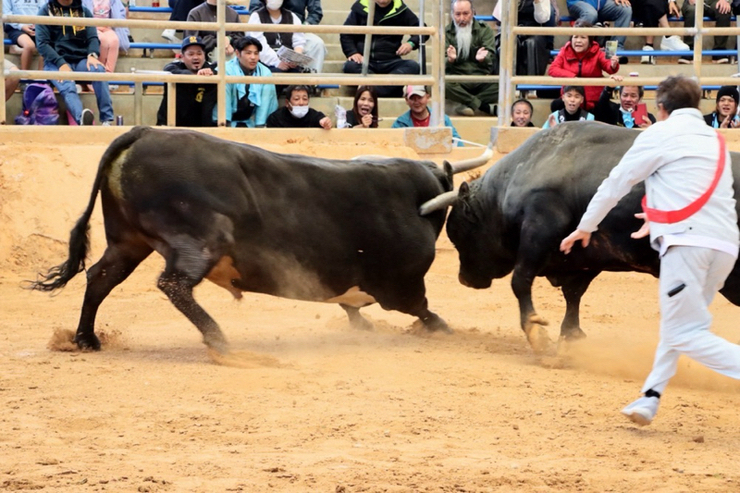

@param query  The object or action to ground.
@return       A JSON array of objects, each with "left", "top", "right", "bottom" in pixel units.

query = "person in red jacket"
[{"left": 547, "top": 21, "right": 622, "bottom": 112}]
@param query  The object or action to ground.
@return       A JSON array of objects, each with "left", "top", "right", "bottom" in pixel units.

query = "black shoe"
[
  {"left": 618, "top": 56, "right": 629, "bottom": 65},
  {"left": 678, "top": 55, "right": 693, "bottom": 64}
]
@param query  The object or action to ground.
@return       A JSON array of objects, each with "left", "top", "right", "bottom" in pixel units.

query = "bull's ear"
[
  {"left": 458, "top": 181, "right": 471, "bottom": 201},
  {"left": 442, "top": 161, "right": 454, "bottom": 191}
]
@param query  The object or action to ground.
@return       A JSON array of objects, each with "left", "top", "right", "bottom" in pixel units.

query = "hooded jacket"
[
  {"left": 547, "top": 40, "right": 618, "bottom": 110},
  {"left": 340, "top": 0, "right": 424, "bottom": 62},
  {"left": 35, "top": 0, "right": 100, "bottom": 68}
]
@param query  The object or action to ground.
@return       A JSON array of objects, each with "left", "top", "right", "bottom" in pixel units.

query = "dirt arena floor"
[{"left": 2, "top": 130, "right": 740, "bottom": 493}]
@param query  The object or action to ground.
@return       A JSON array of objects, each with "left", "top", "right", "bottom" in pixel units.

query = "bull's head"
[{"left": 418, "top": 143, "right": 494, "bottom": 215}]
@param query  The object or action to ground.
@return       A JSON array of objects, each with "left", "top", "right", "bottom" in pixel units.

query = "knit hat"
[{"left": 716, "top": 86, "right": 739, "bottom": 104}]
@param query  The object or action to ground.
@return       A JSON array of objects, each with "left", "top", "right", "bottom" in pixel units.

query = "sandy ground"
[{"left": 2, "top": 132, "right": 740, "bottom": 493}]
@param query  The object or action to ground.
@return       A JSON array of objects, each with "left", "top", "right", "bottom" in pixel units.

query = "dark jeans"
[
  {"left": 682, "top": 1, "right": 731, "bottom": 50},
  {"left": 343, "top": 57, "right": 420, "bottom": 98}
]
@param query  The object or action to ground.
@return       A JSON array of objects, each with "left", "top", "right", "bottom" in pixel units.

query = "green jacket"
[{"left": 445, "top": 19, "right": 496, "bottom": 76}]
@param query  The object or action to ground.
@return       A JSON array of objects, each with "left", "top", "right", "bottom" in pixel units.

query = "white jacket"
[{"left": 579, "top": 108, "right": 739, "bottom": 252}]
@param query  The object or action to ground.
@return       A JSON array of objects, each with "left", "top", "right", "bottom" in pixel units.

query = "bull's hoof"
[
  {"left": 421, "top": 313, "right": 452, "bottom": 334},
  {"left": 74, "top": 332, "right": 101, "bottom": 351},
  {"left": 562, "top": 327, "right": 587, "bottom": 341},
  {"left": 524, "top": 324, "right": 552, "bottom": 355},
  {"left": 203, "top": 332, "right": 230, "bottom": 355}
]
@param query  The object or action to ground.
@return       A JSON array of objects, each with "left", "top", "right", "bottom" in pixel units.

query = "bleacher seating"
[{"left": 2, "top": 0, "right": 740, "bottom": 137}]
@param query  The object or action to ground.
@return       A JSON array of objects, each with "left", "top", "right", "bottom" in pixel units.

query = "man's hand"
[
  {"left": 637, "top": 115, "right": 652, "bottom": 128},
  {"left": 446, "top": 44, "right": 457, "bottom": 63},
  {"left": 396, "top": 42, "right": 413, "bottom": 56},
  {"left": 197, "top": 68, "right": 214, "bottom": 76},
  {"left": 319, "top": 116, "right": 332, "bottom": 129},
  {"left": 560, "top": 229, "right": 592, "bottom": 254},
  {"left": 716, "top": 0, "right": 731, "bottom": 14},
  {"left": 631, "top": 213, "right": 650, "bottom": 239},
  {"left": 475, "top": 46, "right": 489, "bottom": 62},
  {"left": 668, "top": 1, "right": 680, "bottom": 16},
  {"left": 57, "top": 63, "right": 72, "bottom": 83},
  {"left": 86, "top": 54, "right": 104, "bottom": 70},
  {"left": 614, "top": 0, "right": 630, "bottom": 6},
  {"left": 547, "top": 113, "right": 557, "bottom": 128},
  {"left": 348, "top": 53, "right": 363, "bottom": 63}
]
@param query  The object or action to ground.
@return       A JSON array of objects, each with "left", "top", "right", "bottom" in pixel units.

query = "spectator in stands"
[
  {"left": 632, "top": 0, "right": 688, "bottom": 64},
  {"left": 4, "top": 60, "right": 21, "bottom": 102},
  {"left": 566, "top": 0, "right": 631, "bottom": 59},
  {"left": 594, "top": 84, "right": 656, "bottom": 127},
  {"left": 156, "top": 36, "right": 217, "bottom": 127},
  {"left": 341, "top": 0, "right": 425, "bottom": 98},
  {"left": 494, "top": 0, "right": 557, "bottom": 76},
  {"left": 82, "top": 0, "right": 131, "bottom": 72},
  {"left": 547, "top": 21, "right": 622, "bottom": 112},
  {"left": 266, "top": 84, "right": 332, "bottom": 128},
  {"left": 184, "top": 0, "right": 243, "bottom": 63},
  {"left": 347, "top": 85, "right": 380, "bottom": 128},
  {"left": 678, "top": 0, "right": 733, "bottom": 64},
  {"left": 36, "top": 0, "right": 115, "bottom": 125},
  {"left": 510, "top": 99, "right": 535, "bottom": 127},
  {"left": 249, "top": 0, "right": 326, "bottom": 73},
  {"left": 163, "top": 0, "right": 204, "bottom": 43},
  {"left": 392, "top": 85, "right": 463, "bottom": 146},
  {"left": 704, "top": 85, "right": 740, "bottom": 128},
  {"left": 223, "top": 36, "right": 278, "bottom": 127},
  {"left": 247, "top": 0, "right": 308, "bottom": 79},
  {"left": 542, "top": 85, "right": 595, "bottom": 128},
  {"left": 2, "top": 0, "right": 46, "bottom": 71},
  {"left": 445, "top": 0, "right": 498, "bottom": 117}
]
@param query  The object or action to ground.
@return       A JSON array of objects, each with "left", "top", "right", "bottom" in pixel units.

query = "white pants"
[
  {"left": 642, "top": 245, "right": 740, "bottom": 394},
  {"left": 303, "top": 33, "right": 326, "bottom": 73}
]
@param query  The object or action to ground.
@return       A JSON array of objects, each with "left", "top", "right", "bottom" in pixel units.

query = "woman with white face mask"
[
  {"left": 266, "top": 85, "right": 332, "bottom": 129},
  {"left": 246, "top": 0, "right": 307, "bottom": 74}
]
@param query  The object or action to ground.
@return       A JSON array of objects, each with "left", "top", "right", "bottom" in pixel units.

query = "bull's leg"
[
  {"left": 409, "top": 297, "right": 450, "bottom": 333},
  {"left": 75, "top": 243, "right": 153, "bottom": 350},
  {"left": 511, "top": 264, "right": 552, "bottom": 354},
  {"left": 340, "top": 304, "right": 374, "bottom": 331},
  {"left": 157, "top": 264, "right": 229, "bottom": 354},
  {"left": 559, "top": 272, "right": 599, "bottom": 341}
]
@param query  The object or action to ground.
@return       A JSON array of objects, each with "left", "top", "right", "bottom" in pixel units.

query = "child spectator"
[
  {"left": 266, "top": 84, "right": 332, "bottom": 128},
  {"left": 223, "top": 36, "right": 278, "bottom": 128},
  {"left": 36, "top": 0, "right": 115, "bottom": 126},
  {"left": 2, "top": 0, "right": 46, "bottom": 71},
  {"left": 547, "top": 21, "right": 621, "bottom": 112},
  {"left": 542, "top": 85, "right": 595, "bottom": 128},
  {"left": 511, "top": 99, "right": 535, "bottom": 127},
  {"left": 346, "top": 85, "right": 379, "bottom": 128},
  {"left": 594, "top": 85, "right": 656, "bottom": 128},
  {"left": 392, "top": 85, "right": 463, "bottom": 146},
  {"left": 82, "top": 0, "right": 130, "bottom": 72},
  {"left": 704, "top": 86, "right": 740, "bottom": 128}
]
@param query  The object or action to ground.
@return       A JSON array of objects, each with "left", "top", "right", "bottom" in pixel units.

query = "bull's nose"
[{"left": 458, "top": 272, "right": 471, "bottom": 287}]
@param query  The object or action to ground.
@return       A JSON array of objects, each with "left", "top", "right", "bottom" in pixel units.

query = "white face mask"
[
  {"left": 290, "top": 105, "right": 309, "bottom": 118},
  {"left": 266, "top": 0, "right": 282, "bottom": 9}
]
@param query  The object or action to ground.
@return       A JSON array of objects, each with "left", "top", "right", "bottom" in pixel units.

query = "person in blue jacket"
[{"left": 391, "top": 85, "right": 463, "bottom": 146}]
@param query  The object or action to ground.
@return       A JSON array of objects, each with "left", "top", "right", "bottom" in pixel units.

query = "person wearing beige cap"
[{"left": 392, "top": 85, "right": 463, "bottom": 146}]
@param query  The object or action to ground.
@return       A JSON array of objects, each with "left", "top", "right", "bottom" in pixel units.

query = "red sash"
[{"left": 641, "top": 132, "right": 727, "bottom": 224}]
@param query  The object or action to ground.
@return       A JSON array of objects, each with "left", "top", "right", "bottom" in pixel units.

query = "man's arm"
[
  {"left": 340, "top": 9, "right": 362, "bottom": 57},
  {"left": 35, "top": 11, "right": 66, "bottom": 68},
  {"left": 305, "top": 0, "right": 323, "bottom": 25}
]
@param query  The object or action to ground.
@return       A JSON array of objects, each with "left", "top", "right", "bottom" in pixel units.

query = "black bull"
[
  {"left": 444, "top": 122, "right": 740, "bottom": 352},
  {"left": 31, "top": 127, "right": 490, "bottom": 353}
]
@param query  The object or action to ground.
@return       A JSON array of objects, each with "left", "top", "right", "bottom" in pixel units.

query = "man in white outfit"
[{"left": 560, "top": 75, "right": 740, "bottom": 426}]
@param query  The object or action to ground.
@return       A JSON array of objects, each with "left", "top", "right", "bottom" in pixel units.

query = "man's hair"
[
  {"left": 655, "top": 75, "right": 701, "bottom": 114},
  {"left": 451, "top": 0, "right": 474, "bottom": 10},
  {"left": 286, "top": 84, "right": 312, "bottom": 100},
  {"left": 234, "top": 35, "right": 263, "bottom": 52},
  {"left": 511, "top": 99, "right": 533, "bottom": 113},
  {"left": 572, "top": 20, "right": 594, "bottom": 45}
]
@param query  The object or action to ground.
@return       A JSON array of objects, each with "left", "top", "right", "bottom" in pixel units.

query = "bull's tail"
[{"left": 29, "top": 127, "right": 149, "bottom": 292}]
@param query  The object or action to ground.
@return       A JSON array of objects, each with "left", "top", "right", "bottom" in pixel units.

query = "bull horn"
[
  {"left": 449, "top": 143, "right": 494, "bottom": 174},
  {"left": 419, "top": 190, "right": 459, "bottom": 216}
]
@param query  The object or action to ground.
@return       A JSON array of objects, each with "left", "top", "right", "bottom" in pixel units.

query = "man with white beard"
[{"left": 445, "top": 0, "right": 498, "bottom": 116}]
